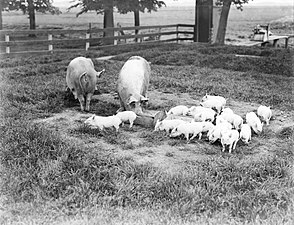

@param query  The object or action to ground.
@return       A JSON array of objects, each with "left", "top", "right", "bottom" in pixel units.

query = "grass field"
[{"left": 0, "top": 42, "right": 293, "bottom": 224}]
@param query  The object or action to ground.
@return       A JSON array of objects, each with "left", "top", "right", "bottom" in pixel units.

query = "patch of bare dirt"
[{"left": 35, "top": 91, "right": 294, "bottom": 173}]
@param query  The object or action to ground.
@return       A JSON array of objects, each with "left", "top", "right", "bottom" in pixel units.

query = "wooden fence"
[{"left": 0, "top": 24, "right": 195, "bottom": 56}]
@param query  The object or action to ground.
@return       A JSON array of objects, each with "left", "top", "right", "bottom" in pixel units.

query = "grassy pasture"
[{"left": 0, "top": 43, "right": 294, "bottom": 224}]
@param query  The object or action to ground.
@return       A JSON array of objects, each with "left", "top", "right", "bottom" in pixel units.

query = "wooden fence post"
[
  {"left": 5, "top": 34, "right": 10, "bottom": 54},
  {"left": 48, "top": 34, "right": 53, "bottom": 52},
  {"left": 158, "top": 28, "right": 161, "bottom": 40},
  {"left": 176, "top": 25, "right": 179, "bottom": 43},
  {"left": 86, "top": 33, "right": 90, "bottom": 50},
  {"left": 114, "top": 31, "right": 118, "bottom": 45},
  {"left": 285, "top": 37, "right": 289, "bottom": 48}
]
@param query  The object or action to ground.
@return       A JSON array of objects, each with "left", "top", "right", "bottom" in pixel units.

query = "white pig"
[
  {"left": 170, "top": 122, "right": 204, "bottom": 141},
  {"left": 66, "top": 57, "right": 105, "bottom": 111},
  {"left": 166, "top": 105, "right": 189, "bottom": 116},
  {"left": 207, "top": 123, "right": 232, "bottom": 143},
  {"left": 221, "top": 107, "right": 234, "bottom": 115},
  {"left": 186, "top": 106, "right": 206, "bottom": 116},
  {"left": 154, "top": 119, "right": 187, "bottom": 133},
  {"left": 246, "top": 112, "right": 263, "bottom": 134},
  {"left": 200, "top": 98, "right": 224, "bottom": 114},
  {"left": 215, "top": 115, "right": 233, "bottom": 130},
  {"left": 117, "top": 56, "right": 150, "bottom": 115},
  {"left": 193, "top": 108, "right": 216, "bottom": 122},
  {"left": 116, "top": 111, "right": 137, "bottom": 128},
  {"left": 201, "top": 94, "right": 226, "bottom": 109},
  {"left": 257, "top": 105, "right": 272, "bottom": 125},
  {"left": 200, "top": 121, "right": 215, "bottom": 133},
  {"left": 217, "top": 112, "right": 243, "bottom": 130},
  {"left": 220, "top": 129, "right": 240, "bottom": 153},
  {"left": 84, "top": 115, "right": 122, "bottom": 132},
  {"left": 240, "top": 124, "right": 252, "bottom": 144}
]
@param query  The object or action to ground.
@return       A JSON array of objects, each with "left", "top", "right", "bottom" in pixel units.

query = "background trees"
[
  {"left": 1, "top": 0, "right": 60, "bottom": 30},
  {"left": 69, "top": 0, "right": 115, "bottom": 44},
  {"left": 116, "top": 0, "right": 166, "bottom": 36},
  {"left": 69, "top": 0, "right": 166, "bottom": 44}
]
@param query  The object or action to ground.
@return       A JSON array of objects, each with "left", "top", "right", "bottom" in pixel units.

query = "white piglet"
[
  {"left": 200, "top": 98, "right": 224, "bottom": 114},
  {"left": 201, "top": 94, "right": 226, "bottom": 107},
  {"left": 220, "top": 129, "right": 240, "bottom": 153},
  {"left": 221, "top": 107, "right": 234, "bottom": 115},
  {"left": 193, "top": 108, "right": 216, "bottom": 122},
  {"left": 232, "top": 114, "right": 243, "bottom": 130},
  {"left": 240, "top": 124, "right": 252, "bottom": 144},
  {"left": 200, "top": 121, "right": 215, "bottom": 133},
  {"left": 170, "top": 122, "right": 203, "bottom": 141},
  {"left": 166, "top": 105, "right": 189, "bottom": 116},
  {"left": 186, "top": 106, "right": 205, "bottom": 116},
  {"left": 116, "top": 111, "right": 137, "bottom": 128},
  {"left": 246, "top": 112, "right": 263, "bottom": 134},
  {"left": 257, "top": 105, "right": 272, "bottom": 125},
  {"left": 218, "top": 112, "right": 243, "bottom": 130},
  {"left": 84, "top": 115, "right": 122, "bottom": 132},
  {"left": 207, "top": 123, "right": 231, "bottom": 143},
  {"left": 154, "top": 119, "right": 186, "bottom": 133}
]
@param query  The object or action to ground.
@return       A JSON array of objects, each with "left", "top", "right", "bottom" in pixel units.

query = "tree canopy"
[
  {"left": 216, "top": 0, "right": 252, "bottom": 10},
  {"left": 3, "top": 0, "right": 61, "bottom": 14},
  {"left": 116, "top": 0, "right": 166, "bottom": 14}
]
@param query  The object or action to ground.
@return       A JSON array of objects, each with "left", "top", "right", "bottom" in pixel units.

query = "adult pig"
[
  {"left": 117, "top": 56, "right": 150, "bottom": 115},
  {"left": 66, "top": 57, "right": 104, "bottom": 111}
]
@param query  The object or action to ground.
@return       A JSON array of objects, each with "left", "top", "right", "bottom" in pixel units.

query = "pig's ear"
[
  {"left": 140, "top": 96, "right": 149, "bottom": 103},
  {"left": 128, "top": 96, "right": 138, "bottom": 105},
  {"left": 96, "top": 69, "right": 105, "bottom": 78}
]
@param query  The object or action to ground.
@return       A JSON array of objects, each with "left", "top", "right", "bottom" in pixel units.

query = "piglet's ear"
[
  {"left": 97, "top": 69, "right": 105, "bottom": 78},
  {"left": 128, "top": 96, "right": 138, "bottom": 105},
  {"left": 140, "top": 96, "right": 148, "bottom": 103}
]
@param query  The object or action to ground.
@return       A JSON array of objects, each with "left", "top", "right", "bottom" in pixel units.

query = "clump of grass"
[
  {"left": 277, "top": 126, "right": 293, "bottom": 139},
  {"left": 139, "top": 130, "right": 168, "bottom": 146},
  {"left": 165, "top": 152, "right": 174, "bottom": 157},
  {"left": 71, "top": 124, "right": 103, "bottom": 137}
]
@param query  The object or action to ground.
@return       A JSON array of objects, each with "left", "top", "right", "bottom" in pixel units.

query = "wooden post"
[
  {"left": 285, "top": 37, "right": 289, "bottom": 48},
  {"left": 5, "top": 34, "right": 10, "bottom": 54},
  {"left": 86, "top": 33, "right": 90, "bottom": 50},
  {"left": 114, "top": 31, "right": 118, "bottom": 45},
  {"left": 273, "top": 39, "right": 278, "bottom": 48},
  {"left": 158, "top": 28, "right": 161, "bottom": 40},
  {"left": 176, "top": 25, "right": 179, "bottom": 43},
  {"left": 48, "top": 34, "right": 53, "bottom": 52}
]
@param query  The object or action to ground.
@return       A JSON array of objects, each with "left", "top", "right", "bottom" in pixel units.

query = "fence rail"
[{"left": 0, "top": 24, "right": 195, "bottom": 56}]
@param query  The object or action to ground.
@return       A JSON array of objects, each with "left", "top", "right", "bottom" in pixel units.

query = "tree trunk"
[
  {"left": 134, "top": 10, "right": 140, "bottom": 42},
  {"left": 0, "top": 0, "right": 3, "bottom": 30},
  {"left": 27, "top": 0, "right": 36, "bottom": 30},
  {"left": 215, "top": 0, "right": 232, "bottom": 45},
  {"left": 103, "top": 0, "right": 114, "bottom": 45}
]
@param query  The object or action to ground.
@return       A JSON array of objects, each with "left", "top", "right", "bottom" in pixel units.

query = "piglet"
[
  {"left": 116, "top": 111, "right": 137, "bottom": 128},
  {"left": 257, "top": 105, "right": 272, "bottom": 125},
  {"left": 84, "top": 114, "right": 122, "bottom": 132}
]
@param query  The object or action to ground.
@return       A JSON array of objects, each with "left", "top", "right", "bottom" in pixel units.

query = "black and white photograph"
[{"left": 0, "top": 0, "right": 293, "bottom": 224}]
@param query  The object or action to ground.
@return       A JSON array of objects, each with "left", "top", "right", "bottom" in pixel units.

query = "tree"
[
  {"left": 215, "top": 0, "right": 252, "bottom": 45},
  {"left": 0, "top": 0, "right": 11, "bottom": 30},
  {"left": 0, "top": 0, "right": 3, "bottom": 30},
  {"left": 69, "top": 0, "right": 115, "bottom": 45},
  {"left": 1, "top": 0, "right": 60, "bottom": 30},
  {"left": 116, "top": 0, "right": 166, "bottom": 40}
]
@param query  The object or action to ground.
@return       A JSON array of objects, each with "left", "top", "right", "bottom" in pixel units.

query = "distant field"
[{"left": 2, "top": 6, "right": 293, "bottom": 45}]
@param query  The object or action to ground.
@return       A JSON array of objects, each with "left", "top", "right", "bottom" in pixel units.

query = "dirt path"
[{"left": 35, "top": 90, "right": 294, "bottom": 173}]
